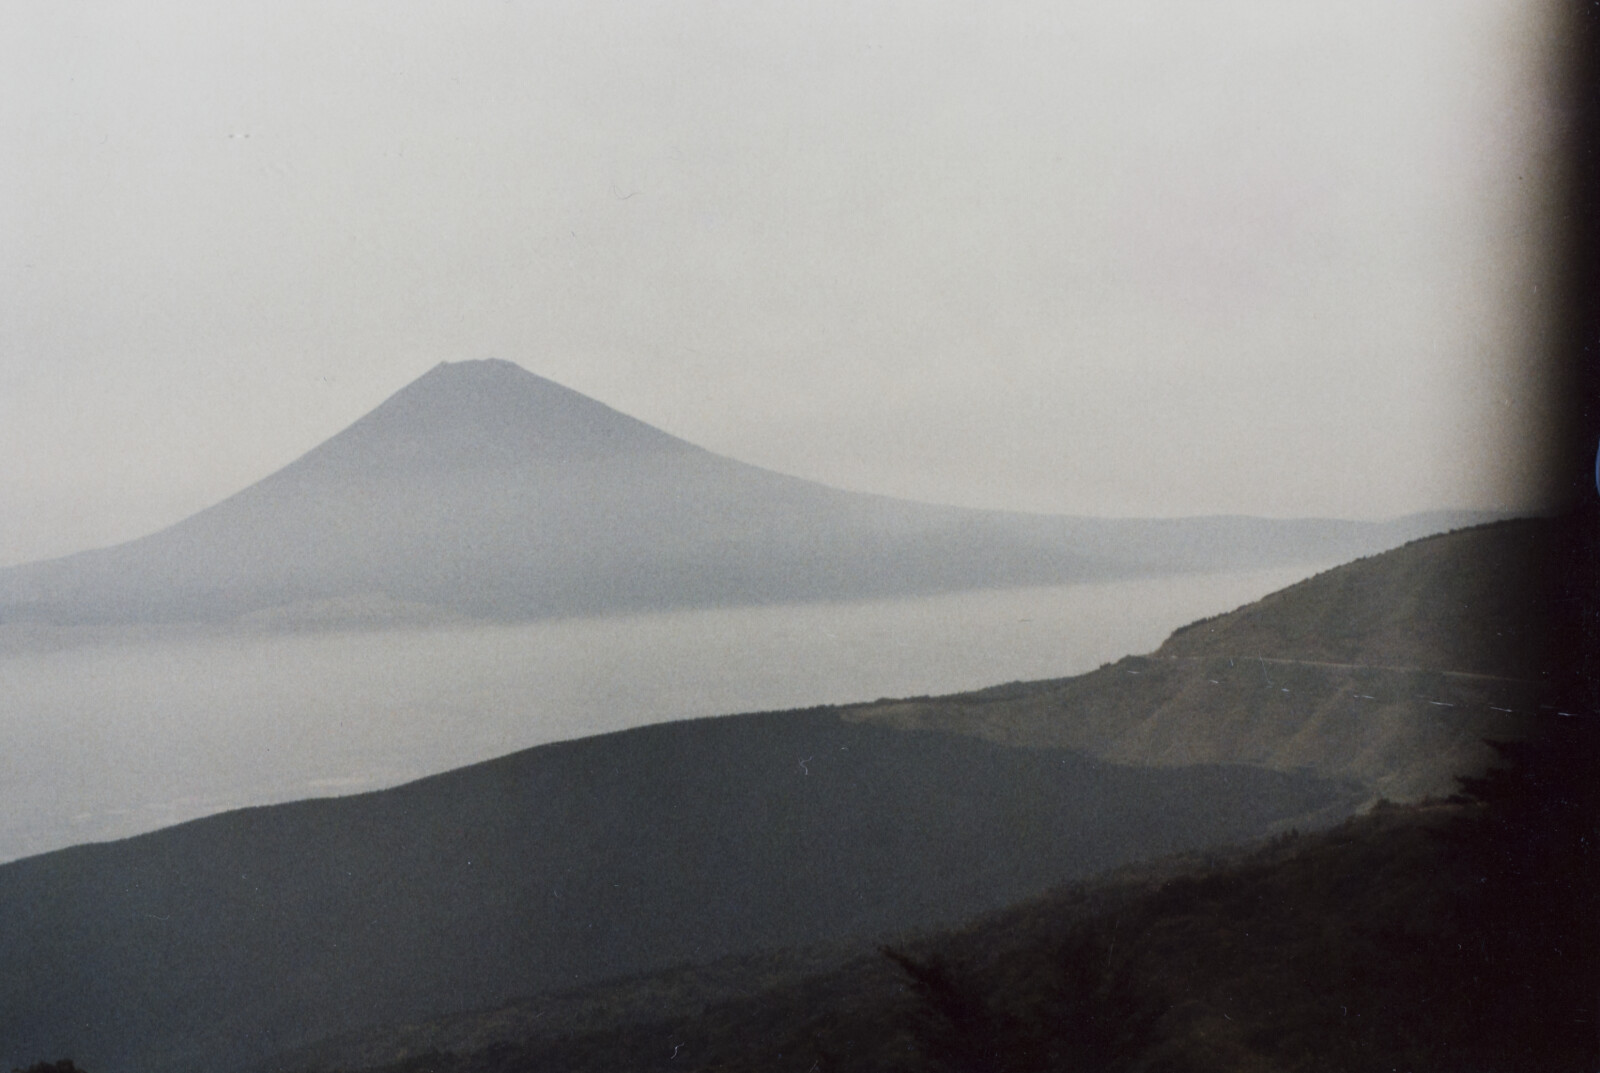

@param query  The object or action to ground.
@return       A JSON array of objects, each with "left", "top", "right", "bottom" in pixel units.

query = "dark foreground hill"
[
  {"left": 288, "top": 796, "right": 1592, "bottom": 1073},
  {"left": 0, "top": 359, "right": 1492, "bottom": 629},
  {"left": 241, "top": 516, "right": 1586, "bottom": 1073},
  {"left": 0, "top": 712, "right": 1353, "bottom": 1073},
  {"left": 1, "top": 519, "right": 1566, "bottom": 1073}
]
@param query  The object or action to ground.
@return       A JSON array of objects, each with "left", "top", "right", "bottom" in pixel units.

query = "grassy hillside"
[
  {"left": 272, "top": 790, "right": 1594, "bottom": 1073},
  {"left": 245, "top": 516, "right": 1589, "bottom": 1073},
  {"left": 847, "top": 655, "right": 1537, "bottom": 802},
  {"left": 1156, "top": 518, "right": 1557, "bottom": 679},
  {"left": 0, "top": 711, "right": 1349, "bottom": 1073},
  {"left": 848, "top": 520, "right": 1557, "bottom": 801},
  {"left": 8, "top": 517, "right": 1578, "bottom": 1073}
]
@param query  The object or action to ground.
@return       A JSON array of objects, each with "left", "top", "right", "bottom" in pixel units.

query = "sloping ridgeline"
[
  {"left": 242, "top": 518, "right": 1591, "bottom": 1073},
  {"left": 291, "top": 799, "right": 1589, "bottom": 1073},
  {"left": 0, "top": 712, "right": 1354, "bottom": 1073},
  {"left": 847, "top": 518, "right": 1554, "bottom": 802},
  {"left": 0, "top": 520, "right": 1558, "bottom": 1073}
]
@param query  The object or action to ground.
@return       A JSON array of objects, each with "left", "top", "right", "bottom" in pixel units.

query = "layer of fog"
[{"left": 0, "top": 565, "right": 1328, "bottom": 863}]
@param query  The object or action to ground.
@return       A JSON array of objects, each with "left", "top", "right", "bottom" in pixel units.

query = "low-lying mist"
[{"left": 0, "top": 565, "right": 1327, "bottom": 862}]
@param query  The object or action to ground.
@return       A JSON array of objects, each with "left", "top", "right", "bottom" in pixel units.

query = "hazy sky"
[{"left": 0, "top": 1, "right": 1567, "bottom": 567}]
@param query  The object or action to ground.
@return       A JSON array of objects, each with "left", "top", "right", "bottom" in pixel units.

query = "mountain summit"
[
  {"left": 0, "top": 360, "right": 1498, "bottom": 628},
  {"left": 285, "top": 360, "right": 698, "bottom": 477}
]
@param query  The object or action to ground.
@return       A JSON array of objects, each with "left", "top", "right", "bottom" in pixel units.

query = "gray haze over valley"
[
  {"left": 0, "top": 360, "right": 1505, "bottom": 863},
  {"left": 0, "top": 563, "right": 1328, "bottom": 863}
]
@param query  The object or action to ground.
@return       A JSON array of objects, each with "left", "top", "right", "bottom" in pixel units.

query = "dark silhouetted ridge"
[
  {"left": 0, "top": 709, "right": 1353, "bottom": 1073},
  {"left": 0, "top": 516, "right": 1557, "bottom": 1073}
]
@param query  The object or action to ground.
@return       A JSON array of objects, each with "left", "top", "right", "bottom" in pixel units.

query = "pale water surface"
[{"left": 0, "top": 565, "right": 1329, "bottom": 862}]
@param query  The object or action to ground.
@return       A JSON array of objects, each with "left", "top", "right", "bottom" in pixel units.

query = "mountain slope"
[
  {"left": 1155, "top": 516, "right": 1555, "bottom": 679},
  {"left": 0, "top": 711, "right": 1352, "bottom": 1073},
  {"left": 248, "top": 518, "right": 1583, "bottom": 1073},
  {"left": 848, "top": 519, "right": 1553, "bottom": 801},
  {"left": 0, "top": 518, "right": 1554, "bottom": 1073},
  {"left": 0, "top": 359, "right": 1495, "bottom": 627},
  {"left": 337, "top": 802, "right": 1582, "bottom": 1073},
  {"left": 258, "top": 803, "right": 1586, "bottom": 1073}
]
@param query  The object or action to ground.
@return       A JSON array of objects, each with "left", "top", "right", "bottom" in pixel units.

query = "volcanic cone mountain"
[{"left": 0, "top": 360, "right": 1495, "bottom": 626}]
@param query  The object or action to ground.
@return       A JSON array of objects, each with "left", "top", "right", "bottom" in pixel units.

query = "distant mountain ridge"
[{"left": 0, "top": 359, "right": 1502, "bottom": 627}]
